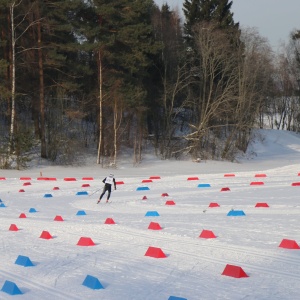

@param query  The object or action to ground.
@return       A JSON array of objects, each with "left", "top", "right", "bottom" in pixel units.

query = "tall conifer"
[{"left": 183, "top": 0, "right": 239, "bottom": 45}]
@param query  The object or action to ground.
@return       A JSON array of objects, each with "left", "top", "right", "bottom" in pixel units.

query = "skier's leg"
[
  {"left": 106, "top": 187, "right": 112, "bottom": 202},
  {"left": 97, "top": 187, "right": 106, "bottom": 203},
  {"left": 99, "top": 192, "right": 104, "bottom": 200},
  {"left": 106, "top": 191, "right": 111, "bottom": 202}
]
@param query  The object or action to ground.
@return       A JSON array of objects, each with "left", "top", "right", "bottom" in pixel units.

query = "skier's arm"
[{"left": 113, "top": 178, "right": 116, "bottom": 190}]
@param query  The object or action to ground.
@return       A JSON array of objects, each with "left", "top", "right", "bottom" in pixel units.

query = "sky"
[
  {"left": 1, "top": 128, "right": 300, "bottom": 299},
  {"left": 154, "top": 0, "right": 300, "bottom": 51}
]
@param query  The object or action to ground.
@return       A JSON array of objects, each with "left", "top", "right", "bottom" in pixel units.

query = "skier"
[{"left": 97, "top": 174, "right": 116, "bottom": 203}]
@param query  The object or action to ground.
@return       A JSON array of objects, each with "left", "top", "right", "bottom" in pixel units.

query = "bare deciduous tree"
[
  {"left": 185, "top": 22, "right": 239, "bottom": 159},
  {"left": 233, "top": 27, "right": 274, "bottom": 152},
  {"left": 269, "top": 32, "right": 300, "bottom": 132},
  {"left": 6, "top": 0, "right": 42, "bottom": 164}
]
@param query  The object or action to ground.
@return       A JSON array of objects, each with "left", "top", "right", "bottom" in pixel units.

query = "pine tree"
[
  {"left": 0, "top": 0, "right": 11, "bottom": 126},
  {"left": 80, "top": 0, "right": 161, "bottom": 165},
  {"left": 183, "top": 0, "right": 239, "bottom": 45},
  {"left": 150, "top": 3, "right": 185, "bottom": 158},
  {"left": 2, "top": 0, "right": 87, "bottom": 162},
  {"left": 34, "top": 0, "right": 85, "bottom": 160}
]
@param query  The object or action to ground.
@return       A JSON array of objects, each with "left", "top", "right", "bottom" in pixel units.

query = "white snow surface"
[{"left": 1, "top": 129, "right": 300, "bottom": 300}]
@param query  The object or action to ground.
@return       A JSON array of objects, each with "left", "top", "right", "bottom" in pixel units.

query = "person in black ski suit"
[{"left": 97, "top": 174, "right": 116, "bottom": 203}]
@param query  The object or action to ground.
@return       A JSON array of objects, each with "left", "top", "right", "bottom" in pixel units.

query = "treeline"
[{"left": 0, "top": 0, "right": 299, "bottom": 169}]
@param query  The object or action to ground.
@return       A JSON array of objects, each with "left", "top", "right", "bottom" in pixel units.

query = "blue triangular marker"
[
  {"left": 82, "top": 275, "right": 104, "bottom": 290},
  {"left": 76, "top": 191, "right": 88, "bottom": 195},
  {"left": 145, "top": 211, "right": 160, "bottom": 217},
  {"left": 1, "top": 280, "right": 23, "bottom": 295},
  {"left": 197, "top": 183, "right": 211, "bottom": 188},
  {"left": 136, "top": 186, "right": 150, "bottom": 191},
  {"left": 15, "top": 255, "right": 34, "bottom": 267},
  {"left": 44, "top": 193, "right": 53, "bottom": 198},
  {"left": 227, "top": 210, "right": 246, "bottom": 216}
]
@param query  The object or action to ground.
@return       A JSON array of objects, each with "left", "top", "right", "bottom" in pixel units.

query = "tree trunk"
[
  {"left": 113, "top": 95, "right": 117, "bottom": 166},
  {"left": 8, "top": 2, "right": 16, "bottom": 155},
  {"left": 1, "top": 15, "right": 11, "bottom": 126},
  {"left": 97, "top": 50, "right": 103, "bottom": 164},
  {"left": 37, "top": 4, "right": 47, "bottom": 158}
]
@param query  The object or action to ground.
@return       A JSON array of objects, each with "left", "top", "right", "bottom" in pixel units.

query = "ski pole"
[{"left": 89, "top": 188, "right": 101, "bottom": 197}]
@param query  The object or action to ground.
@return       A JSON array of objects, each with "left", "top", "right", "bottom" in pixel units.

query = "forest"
[{"left": 0, "top": 0, "right": 300, "bottom": 169}]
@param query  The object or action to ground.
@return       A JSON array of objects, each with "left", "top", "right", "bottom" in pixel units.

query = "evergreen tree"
[
  {"left": 79, "top": 0, "right": 161, "bottom": 164},
  {"left": 183, "top": 0, "right": 239, "bottom": 45},
  {"left": 33, "top": 0, "right": 85, "bottom": 160},
  {"left": 150, "top": 3, "right": 185, "bottom": 158},
  {"left": 4, "top": 0, "right": 86, "bottom": 161},
  {"left": 0, "top": 1, "right": 11, "bottom": 125}
]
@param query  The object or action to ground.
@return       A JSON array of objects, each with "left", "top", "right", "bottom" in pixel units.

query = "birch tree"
[{"left": 6, "top": 0, "right": 41, "bottom": 158}]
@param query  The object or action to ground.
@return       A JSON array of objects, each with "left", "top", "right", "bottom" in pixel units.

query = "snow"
[{"left": 1, "top": 129, "right": 300, "bottom": 300}]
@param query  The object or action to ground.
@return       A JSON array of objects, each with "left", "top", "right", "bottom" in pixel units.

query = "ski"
[{"left": 96, "top": 200, "right": 111, "bottom": 204}]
